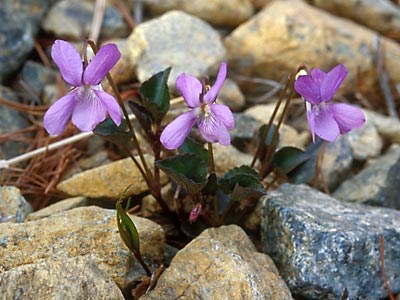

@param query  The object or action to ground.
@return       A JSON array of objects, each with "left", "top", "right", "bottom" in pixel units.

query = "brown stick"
[{"left": 380, "top": 234, "right": 395, "bottom": 300}]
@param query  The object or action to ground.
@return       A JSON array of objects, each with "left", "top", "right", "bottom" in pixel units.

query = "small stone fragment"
[{"left": 261, "top": 183, "right": 400, "bottom": 300}]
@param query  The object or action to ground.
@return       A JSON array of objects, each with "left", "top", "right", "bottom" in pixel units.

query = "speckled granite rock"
[
  {"left": 333, "top": 145, "right": 400, "bottom": 209},
  {"left": 344, "top": 123, "right": 382, "bottom": 160},
  {"left": 141, "top": 225, "right": 294, "bottom": 300},
  {"left": 128, "top": 10, "right": 226, "bottom": 90},
  {"left": 0, "top": 186, "right": 32, "bottom": 223},
  {"left": 142, "top": 0, "right": 254, "bottom": 27},
  {"left": 362, "top": 109, "right": 400, "bottom": 143},
  {"left": 0, "top": 256, "right": 125, "bottom": 300},
  {"left": 0, "top": 206, "right": 165, "bottom": 290},
  {"left": 224, "top": 1, "right": 400, "bottom": 96},
  {"left": 261, "top": 183, "right": 400, "bottom": 300},
  {"left": 307, "top": 0, "right": 400, "bottom": 35},
  {"left": 41, "top": 0, "right": 129, "bottom": 40}
]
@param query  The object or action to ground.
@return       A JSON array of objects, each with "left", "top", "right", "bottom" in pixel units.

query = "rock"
[
  {"left": 218, "top": 78, "right": 246, "bottom": 111},
  {"left": 261, "top": 183, "right": 400, "bottom": 300},
  {"left": 362, "top": 109, "right": 400, "bottom": 143},
  {"left": 343, "top": 122, "right": 382, "bottom": 160},
  {"left": 41, "top": 0, "right": 130, "bottom": 40},
  {"left": 224, "top": 1, "right": 400, "bottom": 96},
  {"left": 320, "top": 137, "right": 353, "bottom": 190},
  {"left": 0, "top": 206, "right": 165, "bottom": 290},
  {"left": 141, "top": 225, "right": 294, "bottom": 300},
  {"left": 0, "top": 86, "right": 30, "bottom": 160},
  {"left": 0, "top": 256, "right": 125, "bottom": 300},
  {"left": 57, "top": 155, "right": 166, "bottom": 199},
  {"left": 142, "top": 0, "right": 254, "bottom": 27},
  {"left": 231, "top": 113, "right": 306, "bottom": 153},
  {"left": 17, "top": 60, "right": 58, "bottom": 100},
  {"left": 105, "top": 38, "right": 136, "bottom": 85},
  {"left": 0, "top": 0, "right": 51, "bottom": 82},
  {"left": 333, "top": 145, "right": 400, "bottom": 209},
  {"left": 307, "top": 0, "right": 400, "bottom": 36},
  {"left": 128, "top": 10, "right": 226, "bottom": 89},
  {"left": 26, "top": 196, "right": 89, "bottom": 221},
  {"left": 213, "top": 143, "right": 253, "bottom": 175},
  {"left": 0, "top": 186, "right": 33, "bottom": 223}
]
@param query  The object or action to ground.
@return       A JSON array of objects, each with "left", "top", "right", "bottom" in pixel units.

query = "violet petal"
[
  {"left": 306, "top": 103, "right": 317, "bottom": 143},
  {"left": 83, "top": 44, "right": 121, "bottom": 85},
  {"left": 320, "top": 64, "right": 348, "bottom": 102},
  {"left": 329, "top": 103, "right": 366, "bottom": 134},
  {"left": 204, "top": 62, "right": 227, "bottom": 103},
  {"left": 94, "top": 89, "right": 122, "bottom": 127},
  {"left": 51, "top": 40, "right": 83, "bottom": 87},
  {"left": 209, "top": 104, "right": 234, "bottom": 130},
  {"left": 160, "top": 110, "right": 196, "bottom": 150},
  {"left": 294, "top": 75, "right": 322, "bottom": 105},
  {"left": 199, "top": 120, "right": 231, "bottom": 145},
  {"left": 43, "top": 91, "right": 77, "bottom": 135},
  {"left": 310, "top": 68, "right": 326, "bottom": 85},
  {"left": 71, "top": 87, "right": 107, "bottom": 131},
  {"left": 314, "top": 107, "right": 340, "bottom": 142},
  {"left": 176, "top": 73, "right": 202, "bottom": 108}
]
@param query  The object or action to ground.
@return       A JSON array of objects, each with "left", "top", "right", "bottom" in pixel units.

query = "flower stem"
[
  {"left": 207, "top": 142, "right": 215, "bottom": 174},
  {"left": 87, "top": 40, "right": 153, "bottom": 182}
]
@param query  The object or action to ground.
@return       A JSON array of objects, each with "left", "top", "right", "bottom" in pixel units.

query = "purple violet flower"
[
  {"left": 294, "top": 64, "right": 365, "bottom": 142},
  {"left": 43, "top": 40, "right": 122, "bottom": 135},
  {"left": 160, "top": 62, "right": 234, "bottom": 150}
]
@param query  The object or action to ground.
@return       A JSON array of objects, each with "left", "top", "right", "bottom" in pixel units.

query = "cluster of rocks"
[{"left": 1, "top": 0, "right": 400, "bottom": 299}]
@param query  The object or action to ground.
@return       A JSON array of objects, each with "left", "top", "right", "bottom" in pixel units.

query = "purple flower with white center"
[
  {"left": 43, "top": 40, "right": 122, "bottom": 135},
  {"left": 160, "top": 62, "right": 234, "bottom": 150},
  {"left": 294, "top": 64, "right": 365, "bottom": 142}
]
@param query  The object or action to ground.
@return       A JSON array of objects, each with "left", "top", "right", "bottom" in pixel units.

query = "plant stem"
[
  {"left": 87, "top": 40, "right": 153, "bottom": 182},
  {"left": 134, "top": 251, "right": 152, "bottom": 277},
  {"left": 207, "top": 142, "right": 215, "bottom": 174}
]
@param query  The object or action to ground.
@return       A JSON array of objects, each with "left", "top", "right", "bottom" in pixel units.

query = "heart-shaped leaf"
[
  {"left": 156, "top": 154, "right": 208, "bottom": 194},
  {"left": 272, "top": 146, "right": 310, "bottom": 177},
  {"left": 93, "top": 118, "right": 134, "bottom": 146},
  {"left": 179, "top": 137, "right": 209, "bottom": 162},
  {"left": 139, "top": 67, "right": 171, "bottom": 124}
]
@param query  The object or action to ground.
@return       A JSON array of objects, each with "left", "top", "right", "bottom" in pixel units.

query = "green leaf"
[
  {"left": 286, "top": 140, "right": 323, "bottom": 183},
  {"left": 272, "top": 146, "right": 309, "bottom": 177},
  {"left": 220, "top": 165, "right": 264, "bottom": 196},
  {"left": 93, "top": 118, "right": 133, "bottom": 146},
  {"left": 139, "top": 67, "right": 171, "bottom": 123},
  {"left": 179, "top": 137, "right": 209, "bottom": 162},
  {"left": 116, "top": 201, "right": 140, "bottom": 255},
  {"left": 128, "top": 101, "right": 153, "bottom": 133},
  {"left": 156, "top": 154, "right": 208, "bottom": 194},
  {"left": 230, "top": 184, "right": 267, "bottom": 203}
]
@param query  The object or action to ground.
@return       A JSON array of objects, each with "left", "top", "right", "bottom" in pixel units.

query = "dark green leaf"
[
  {"left": 139, "top": 67, "right": 171, "bottom": 123},
  {"left": 93, "top": 118, "right": 133, "bottom": 146},
  {"left": 116, "top": 201, "right": 140, "bottom": 255},
  {"left": 128, "top": 101, "right": 153, "bottom": 133},
  {"left": 272, "top": 146, "right": 309, "bottom": 177},
  {"left": 230, "top": 184, "right": 267, "bottom": 203},
  {"left": 179, "top": 137, "right": 209, "bottom": 162},
  {"left": 220, "top": 165, "right": 264, "bottom": 194},
  {"left": 287, "top": 139, "right": 323, "bottom": 183},
  {"left": 156, "top": 154, "right": 208, "bottom": 194}
]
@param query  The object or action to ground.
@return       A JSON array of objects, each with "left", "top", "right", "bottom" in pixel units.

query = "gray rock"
[
  {"left": 128, "top": 10, "right": 226, "bottom": 89},
  {"left": 142, "top": 0, "right": 254, "bottom": 27},
  {"left": 0, "top": 256, "right": 125, "bottom": 300},
  {"left": 41, "top": 0, "right": 130, "bottom": 40},
  {"left": 0, "top": 86, "right": 30, "bottom": 159},
  {"left": 218, "top": 78, "right": 246, "bottom": 111},
  {"left": 362, "top": 109, "right": 400, "bottom": 144},
  {"left": 320, "top": 137, "right": 353, "bottom": 190},
  {"left": 333, "top": 145, "right": 400, "bottom": 209},
  {"left": 0, "top": 186, "right": 33, "bottom": 223},
  {"left": 141, "top": 225, "right": 294, "bottom": 300},
  {"left": 0, "top": 0, "right": 51, "bottom": 82},
  {"left": 344, "top": 123, "right": 383, "bottom": 160},
  {"left": 261, "top": 183, "right": 400, "bottom": 300}
]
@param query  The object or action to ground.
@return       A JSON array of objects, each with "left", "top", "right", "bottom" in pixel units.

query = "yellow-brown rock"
[
  {"left": 141, "top": 225, "right": 294, "bottom": 300},
  {"left": 224, "top": 1, "right": 400, "bottom": 96},
  {"left": 0, "top": 206, "right": 165, "bottom": 290},
  {"left": 57, "top": 155, "right": 166, "bottom": 199}
]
